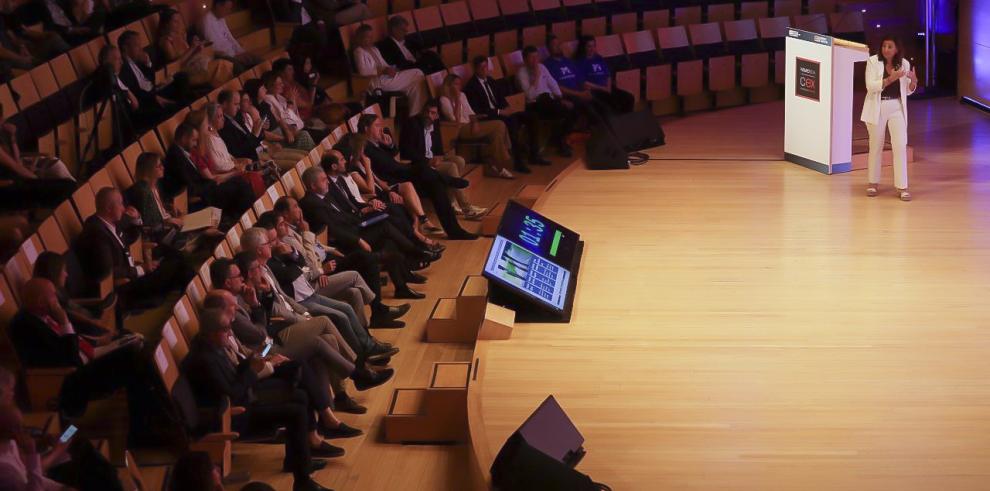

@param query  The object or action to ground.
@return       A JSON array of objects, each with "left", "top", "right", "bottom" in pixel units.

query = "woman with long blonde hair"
[{"left": 439, "top": 74, "right": 514, "bottom": 180}]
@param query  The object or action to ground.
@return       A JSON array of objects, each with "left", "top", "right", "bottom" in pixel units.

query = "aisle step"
[{"left": 383, "top": 362, "right": 471, "bottom": 443}]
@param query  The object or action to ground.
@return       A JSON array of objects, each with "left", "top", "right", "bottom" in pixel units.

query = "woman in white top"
[
  {"left": 351, "top": 25, "right": 427, "bottom": 116},
  {"left": 439, "top": 74, "right": 514, "bottom": 180},
  {"left": 861, "top": 36, "right": 918, "bottom": 201},
  {"left": 197, "top": 105, "right": 267, "bottom": 196},
  {"left": 262, "top": 72, "right": 317, "bottom": 151}
]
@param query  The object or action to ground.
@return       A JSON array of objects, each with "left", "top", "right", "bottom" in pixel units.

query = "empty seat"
[
  {"left": 413, "top": 6, "right": 448, "bottom": 46},
  {"left": 580, "top": 17, "right": 607, "bottom": 37},
  {"left": 623, "top": 30, "right": 661, "bottom": 68},
  {"left": 532, "top": 0, "right": 567, "bottom": 23},
  {"left": 688, "top": 22, "right": 725, "bottom": 58},
  {"left": 657, "top": 26, "right": 694, "bottom": 62},
  {"left": 708, "top": 55, "right": 737, "bottom": 91},
  {"left": 707, "top": 3, "right": 736, "bottom": 22},
  {"left": 794, "top": 14, "right": 829, "bottom": 34},
  {"left": 610, "top": 12, "right": 638, "bottom": 34},
  {"left": 741, "top": 52, "right": 770, "bottom": 87},
  {"left": 469, "top": 0, "right": 504, "bottom": 33},
  {"left": 643, "top": 10, "right": 670, "bottom": 30},
  {"left": 725, "top": 19, "right": 763, "bottom": 54},
  {"left": 809, "top": 0, "right": 837, "bottom": 13},
  {"left": 829, "top": 11, "right": 865, "bottom": 43},
  {"left": 498, "top": 0, "right": 536, "bottom": 27},
  {"left": 523, "top": 25, "right": 548, "bottom": 52},
  {"left": 674, "top": 6, "right": 702, "bottom": 26},
  {"left": 773, "top": 0, "right": 801, "bottom": 16},
  {"left": 758, "top": 16, "right": 792, "bottom": 51},
  {"left": 676, "top": 59, "right": 704, "bottom": 96},
  {"left": 595, "top": 34, "right": 629, "bottom": 70},
  {"left": 440, "top": 1, "right": 475, "bottom": 39},
  {"left": 740, "top": 1, "right": 769, "bottom": 19},
  {"left": 614, "top": 68, "right": 641, "bottom": 108}
]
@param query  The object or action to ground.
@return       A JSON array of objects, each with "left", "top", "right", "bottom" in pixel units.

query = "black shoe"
[
  {"left": 367, "top": 343, "right": 400, "bottom": 359},
  {"left": 448, "top": 177, "right": 470, "bottom": 189},
  {"left": 369, "top": 315, "right": 405, "bottom": 329},
  {"left": 319, "top": 422, "right": 364, "bottom": 439},
  {"left": 352, "top": 367, "right": 394, "bottom": 391},
  {"left": 446, "top": 230, "right": 478, "bottom": 240},
  {"left": 310, "top": 442, "right": 346, "bottom": 458},
  {"left": 514, "top": 163, "right": 532, "bottom": 173},
  {"left": 294, "top": 478, "right": 334, "bottom": 491},
  {"left": 394, "top": 287, "right": 426, "bottom": 299},
  {"left": 368, "top": 356, "right": 391, "bottom": 366},
  {"left": 387, "top": 303, "right": 411, "bottom": 319},
  {"left": 406, "top": 272, "right": 427, "bottom": 284},
  {"left": 333, "top": 395, "right": 368, "bottom": 414},
  {"left": 410, "top": 260, "right": 432, "bottom": 272},
  {"left": 429, "top": 243, "right": 447, "bottom": 253},
  {"left": 283, "top": 458, "right": 330, "bottom": 473},
  {"left": 530, "top": 155, "right": 552, "bottom": 165}
]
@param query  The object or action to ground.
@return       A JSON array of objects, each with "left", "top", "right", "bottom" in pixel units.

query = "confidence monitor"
[{"left": 483, "top": 201, "right": 584, "bottom": 323}]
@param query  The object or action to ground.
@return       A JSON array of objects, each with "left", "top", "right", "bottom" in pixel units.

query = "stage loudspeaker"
[
  {"left": 490, "top": 396, "right": 608, "bottom": 491},
  {"left": 586, "top": 110, "right": 666, "bottom": 170}
]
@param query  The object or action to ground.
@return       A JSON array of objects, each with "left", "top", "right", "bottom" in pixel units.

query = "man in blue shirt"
[
  {"left": 574, "top": 35, "right": 635, "bottom": 114},
  {"left": 543, "top": 35, "right": 609, "bottom": 125}
]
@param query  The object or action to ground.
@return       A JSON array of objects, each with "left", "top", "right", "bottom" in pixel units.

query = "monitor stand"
[{"left": 488, "top": 240, "right": 584, "bottom": 323}]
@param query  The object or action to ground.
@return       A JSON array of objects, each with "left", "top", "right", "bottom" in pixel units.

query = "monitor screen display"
[{"left": 483, "top": 202, "right": 579, "bottom": 311}]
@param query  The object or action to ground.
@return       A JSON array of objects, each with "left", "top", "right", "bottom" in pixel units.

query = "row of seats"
[{"left": 370, "top": 0, "right": 844, "bottom": 19}]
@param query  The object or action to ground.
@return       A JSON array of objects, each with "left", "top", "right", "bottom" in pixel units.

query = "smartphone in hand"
[{"left": 59, "top": 425, "right": 78, "bottom": 444}]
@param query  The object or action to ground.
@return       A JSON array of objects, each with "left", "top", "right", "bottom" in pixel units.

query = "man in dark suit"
[
  {"left": 181, "top": 308, "right": 335, "bottom": 491},
  {"left": 8, "top": 278, "right": 156, "bottom": 435},
  {"left": 73, "top": 187, "right": 190, "bottom": 310},
  {"left": 298, "top": 166, "right": 429, "bottom": 299},
  {"left": 116, "top": 30, "right": 187, "bottom": 115},
  {"left": 357, "top": 113, "right": 478, "bottom": 240},
  {"left": 463, "top": 56, "right": 549, "bottom": 170},
  {"left": 216, "top": 89, "right": 263, "bottom": 160},
  {"left": 162, "top": 122, "right": 255, "bottom": 217},
  {"left": 375, "top": 15, "right": 444, "bottom": 75}
]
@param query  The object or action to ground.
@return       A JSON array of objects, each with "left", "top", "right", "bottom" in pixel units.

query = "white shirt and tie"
[
  {"left": 477, "top": 77, "right": 498, "bottom": 111},
  {"left": 126, "top": 58, "right": 154, "bottom": 93},
  {"left": 391, "top": 37, "right": 416, "bottom": 63},
  {"left": 423, "top": 123, "right": 434, "bottom": 159}
]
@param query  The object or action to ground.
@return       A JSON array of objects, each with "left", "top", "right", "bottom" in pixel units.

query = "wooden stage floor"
[{"left": 228, "top": 97, "right": 990, "bottom": 490}]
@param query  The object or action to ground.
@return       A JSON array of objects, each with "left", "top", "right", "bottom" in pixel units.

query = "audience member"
[
  {"left": 516, "top": 45, "right": 576, "bottom": 157},
  {"left": 95, "top": 45, "right": 163, "bottom": 131},
  {"left": 33, "top": 251, "right": 114, "bottom": 338},
  {"left": 290, "top": 55, "right": 361, "bottom": 126},
  {"left": 0, "top": 0, "right": 69, "bottom": 79},
  {"left": 464, "top": 55, "right": 547, "bottom": 168},
  {"left": 574, "top": 35, "right": 635, "bottom": 114},
  {"left": 217, "top": 89, "right": 306, "bottom": 171},
  {"left": 359, "top": 113, "right": 477, "bottom": 240},
  {"left": 543, "top": 35, "right": 608, "bottom": 124},
  {"left": 351, "top": 25, "right": 427, "bottom": 116},
  {"left": 181, "top": 308, "right": 334, "bottom": 491},
  {"left": 168, "top": 451, "right": 224, "bottom": 491},
  {"left": 8, "top": 278, "right": 157, "bottom": 437},
  {"left": 202, "top": 103, "right": 275, "bottom": 196},
  {"left": 303, "top": 0, "right": 370, "bottom": 25},
  {"left": 0, "top": 106, "right": 76, "bottom": 211},
  {"left": 262, "top": 70, "right": 323, "bottom": 150},
  {"left": 299, "top": 166, "right": 430, "bottom": 299},
  {"left": 403, "top": 100, "right": 492, "bottom": 219},
  {"left": 118, "top": 30, "right": 191, "bottom": 109},
  {"left": 273, "top": 194, "right": 411, "bottom": 327},
  {"left": 375, "top": 15, "right": 443, "bottom": 75},
  {"left": 437, "top": 76, "right": 516, "bottom": 179},
  {"left": 157, "top": 8, "right": 234, "bottom": 88},
  {"left": 199, "top": 0, "right": 260, "bottom": 72},
  {"left": 39, "top": 0, "right": 105, "bottom": 46},
  {"left": 162, "top": 122, "right": 255, "bottom": 217}
]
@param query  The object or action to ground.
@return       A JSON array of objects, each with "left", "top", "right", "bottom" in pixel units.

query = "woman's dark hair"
[
  {"left": 169, "top": 451, "right": 216, "bottom": 491},
  {"left": 272, "top": 58, "right": 292, "bottom": 77},
  {"left": 294, "top": 55, "right": 313, "bottom": 88},
  {"left": 574, "top": 35, "right": 595, "bottom": 59},
  {"left": 242, "top": 78, "right": 264, "bottom": 105},
  {"left": 33, "top": 251, "right": 65, "bottom": 284},
  {"left": 877, "top": 35, "right": 903, "bottom": 70}
]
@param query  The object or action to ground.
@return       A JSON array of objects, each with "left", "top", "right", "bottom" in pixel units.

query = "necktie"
[
  {"left": 482, "top": 79, "right": 497, "bottom": 110},
  {"left": 335, "top": 178, "right": 359, "bottom": 213}
]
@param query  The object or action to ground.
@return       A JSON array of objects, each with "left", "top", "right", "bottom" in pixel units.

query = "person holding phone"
[{"left": 861, "top": 35, "right": 918, "bottom": 201}]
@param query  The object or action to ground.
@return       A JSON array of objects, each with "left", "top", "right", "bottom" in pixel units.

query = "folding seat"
[
  {"left": 741, "top": 52, "right": 770, "bottom": 88},
  {"left": 413, "top": 6, "right": 448, "bottom": 47},
  {"left": 469, "top": 0, "right": 505, "bottom": 34},
  {"left": 442, "top": 41, "right": 465, "bottom": 67},
  {"left": 494, "top": 31, "right": 519, "bottom": 55},
  {"left": 552, "top": 21, "right": 578, "bottom": 42},
  {"left": 8, "top": 73, "right": 57, "bottom": 152},
  {"left": 563, "top": 0, "right": 597, "bottom": 19},
  {"left": 37, "top": 215, "right": 69, "bottom": 253},
  {"left": 610, "top": 13, "right": 638, "bottom": 34},
  {"left": 657, "top": 25, "right": 694, "bottom": 62},
  {"left": 688, "top": 22, "right": 726, "bottom": 59},
  {"left": 773, "top": 0, "right": 801, "bottom": 16},
  {"left": 674, "top": 6, "right": 702, "bottom": 26},
  {"left": 441, "top": 1, "right": 476, "bottom": 39},
  {"left": 643, "top": 10, "right": 670, "bottom": 30},
  {"left": 532, "top": 0, "right": 567, "bottom": 24},
  {"left": 676, "top": 59, "right": 704, "bottom": 98},
  {"left": 614, "top": 68, "right": 641, "bottom": 108},
  {"left": 467, "top": 35, "right": 492, "bottom": 59},
  {"left": 708, "top": 54, "right": 737, "bottom": 93},
  {"left": 707, "top": 3, "right": 736, "bottom": 22},
  {"left": 368, "top": 0, "right": 387, "bottom": 17},
  {"left": 580, "top": 17, "right": 607, "bottom": 37},
  {"left": 623, "top": 30, "right": 662, "bottom": 68},
  {"left": 725, "top": 19, "right": 764, "bottom": 54},
  {"left": 596, "top": 34, "right": 629, "bottom": 71},
  {"left": 809, "top": 0, "right": 836, "bottom": 14},
  {"left": 498, "top": 0, "right": 536, "bottom": 27},
  {"left": 392, "top": 0, "right": 416, "bottom": 13},
  {"left": 758, "top": 16, "right": 792, "bottom": 51},
  {"left": 121, "top": 142, "right": 143, "bottom": 177},
  {"left": 794, "top": 14, "right": 829, "bottom": 34},
  {"left": 593, "top": 0, "right": 628, "bottom": 16},
  {"left": 522, "top": 25, "right": 548, "bottom": 52},
  {"left": 829, "top": 11, "right": 865, "bottom": 43},
  {"left": 740, "top": 1, "right": 769, "bottom": 19},
  {"left": 500, "top": 50, "right": 525, "bottom": 78},
  {"left": 106, "top": 155, "right": 134, "bottom": 190},
  {"left": 426, "top": 70, "right": 449, "bottom": 98}
]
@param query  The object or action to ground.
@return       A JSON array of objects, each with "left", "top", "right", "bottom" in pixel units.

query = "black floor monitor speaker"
[{"left": 586, "top": 110, "right": 665, "bottom": 170}]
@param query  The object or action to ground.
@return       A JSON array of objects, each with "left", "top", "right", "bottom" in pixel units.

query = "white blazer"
[{"left": 860, "top": 54, "right": 915, "bottom": 126}]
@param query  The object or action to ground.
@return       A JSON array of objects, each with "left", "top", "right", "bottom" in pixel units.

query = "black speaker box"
[
  {"left": 586, "top": 110, "right": 665, "bottom": 170},
  {"left": 491, "top": 433, "right": 599, "bottom": 491}
]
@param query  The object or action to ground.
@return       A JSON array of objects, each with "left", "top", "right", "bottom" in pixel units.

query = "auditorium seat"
[
  {"left": 740, "top": 1, "right": 769, "bottom": 20},
  {"left": 645, "top": 64, "right": 674, "bottom": 109},
  {"left": 563, "top": 0, "right": 597, "bottom": 19},
  {"left": 442, "top": 40, "right": 464, "bottom": 67},
  {"left": 773, "top": 0, "right": 801, "bottom": 17},
  {"left": 523, "top": 25, "right": 548, "bottom": 51},
  {"left": 809, "top": 0, "right": 837, "bottom": 14},
  {"left": 498, "top": 0, "right": 536, "bottom": 27},
  {"left": 829, "top": 11, "right": 865, "bottom": 43},
  {"left": 213, "top": 241, "right": 233, "bottom": 260},
  {"left": 469, "top": 0, "right": 505, "bottom": 34},
  {"left": 172, "top": 295, "right": 200, "bottom": 341},
  {"left": 657, "top": 26, "right": 694, "bottom": 62},
  {"left": 106, "top": 156, "right": 134, "bottom": 191},
  {"left": 37, "top": 215, "right": 69, "bottom": 254},
  {"left": 688, "top": 22, "right": 726, "bottom": 58},
  {"left": 725, "top": 19, "right": 764, "bottom": 54},
  {"left": 741, "top": 52, "right": 771, "bottom": 87},
  {"left": 467, "top": 35, "right": 491, "bottom": 60},
  {"left": 185, "top": 276, "right": 208, "bottom": 310},
  {"left": 707, "top": 3, "right": 736, "bottom": 23},
  {"left": 574, "top": 16, "right": 604, "bottom": 38},
  {"left": 596, "top": 34, "right": 629, "bottom": 70},
  {"left": 500, "top": 50, "right": 524, "bottom": 77},
  {"left": 774, "top": 49, "right": 786, "bottom": 84},
  {"left": 708, "top": 55, "right": 737, "bottom": 92},
  {"left": 623, "top": 30, "right": 661, "bottom": 68},
  {"left": 643, "top": 9, "right": 670, "bottom": 30},
  {"left": 794, "top": 14, "right": 829, "bottom": 34},
  {"left": 280, "top": 169, "right": 305, "bottom": 200},
  {"left": 413, "top": 6, "right": 448, "bottom": 46},
  {"left": 532, "top": 0, "right": 567, "bottom": 23},
  {"left": 610, "top": 12, "right": 638, "bottom": 34},
  {"left": 494, "top": 30, "right": 519, "bottom": 56},
  {"left": 426, "top": 70, "right": 449, "bottom": 98},
  {"left": 674, "top": 6, "right": 702, "bottom": 26},
  {"left": 162, "top": 318, "right": 191, "bottom": 362},
  {"left": 441, "top": 1, "right": 475, "bottom": 40},
  {"left": 615, "top": 68, "right": 641, "bottom": 109},
  {"left": 758, "top": 16, "right": 792, "bottom": 52},
  {"left": 676, "top": 59, "right": 704, "bottom": 97}
]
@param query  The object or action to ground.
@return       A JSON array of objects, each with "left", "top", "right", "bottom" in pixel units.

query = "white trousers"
[
  {"left": 372, "top": 69, "right": 427, "bottom": 115},
  {"left": 865, "top": 98, "right": 908, "bottom": 190}
]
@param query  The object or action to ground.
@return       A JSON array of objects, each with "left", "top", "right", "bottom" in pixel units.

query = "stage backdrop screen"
[
  {"left": 483, "top": 201, "right": 580, "bottom": 311},
  {"left": 959, "top": 0, "right": 990, "bottom": 107}
]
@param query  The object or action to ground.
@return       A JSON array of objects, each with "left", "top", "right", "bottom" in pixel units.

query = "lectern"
[{"left": 783, "top": 28, "right": 869, "bottom": 174}]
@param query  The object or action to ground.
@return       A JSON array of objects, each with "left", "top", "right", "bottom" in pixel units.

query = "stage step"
[
  {"left": 427, "top": 277, "right": 515, "bottom": 342},
  {"left": 383, "top": 362, "right": 471, "bottom": 443},
  {"left": 456, "top": 275, "right": 489, "bottom": 323},
  {"left": 426, "top": 298, "right": 473, "bottom": 342}
]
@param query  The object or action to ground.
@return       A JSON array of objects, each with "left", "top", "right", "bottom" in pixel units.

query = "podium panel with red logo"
[{"left": 784, "top": 28, "right": 868, "bottom": 174}]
